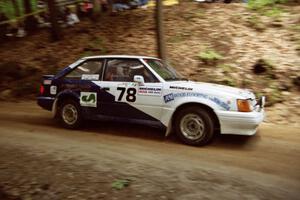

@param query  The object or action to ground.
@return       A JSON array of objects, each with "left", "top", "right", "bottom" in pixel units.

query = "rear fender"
[{"left": 52, "top": 90, "right": 80, "bottom": 118}]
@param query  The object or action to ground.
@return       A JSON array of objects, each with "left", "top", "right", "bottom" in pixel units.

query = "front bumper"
[{"left": 216, "top": 108, "right": 265, "bottom": 136}]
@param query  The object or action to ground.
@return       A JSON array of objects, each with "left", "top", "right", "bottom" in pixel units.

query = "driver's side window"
[{"left": 103, "top": 59, "right": 158, "bottom": 82}]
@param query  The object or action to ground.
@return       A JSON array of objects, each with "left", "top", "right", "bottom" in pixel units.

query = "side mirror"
[{"left": 134, "top": 75, "right": 145, "bottom": 85}]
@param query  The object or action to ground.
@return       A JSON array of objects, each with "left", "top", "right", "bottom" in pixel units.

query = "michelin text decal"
[
  {"left": 138, "top": 86, "right": 162, "bottom": 96},
  {"left": 169, "top": 86, "right": 193, "bottom": 91}
]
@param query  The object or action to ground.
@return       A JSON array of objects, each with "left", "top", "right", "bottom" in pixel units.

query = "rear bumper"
[
  {"left": 37, "top": 97, "right": 55, "bottom": 111},
  {"left": 216, "top": 109, "right": 265, "bottom": 135}
]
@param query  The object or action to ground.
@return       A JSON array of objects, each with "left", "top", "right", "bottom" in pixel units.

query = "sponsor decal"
[
  {"left": 208, "top": 97, "right": 230, "bottom": 111},
  {"left": 127, "top": 82, "right": 137, "bottom": 87},
  {"left": 80, "top": 92, "right": 97, "bottom": 107},
  {"left": 50, "top": 85, "right": 57, "bottom": 95},
  {"left": 169, "top": 86, "right": 193, "bottom": 91},
  {"left": 164, "top": 93, "right": 174, "bottom": 103},
  {"left": 164, "top": 92, "right": 231, "bottom": 110},
  {"left": 82, "top": 74, "right": 99, "bottom": 80},
  {"left": 43, "top": 80, "right": 52, "bottom": 85},
  {"left": 138, "top": 86, "right": 162, "bottom": 96}
]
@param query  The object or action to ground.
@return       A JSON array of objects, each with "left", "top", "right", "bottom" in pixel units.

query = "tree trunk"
[
  {"left": 23, "top": 0, "right": 32, "bottom": 14},
  {"left": 23, "top": 0, "right": 38, "bottom": 33},
  {"left": 11, "top": 0, "right": 20, "bottom": 17},
  {"left": 92, "top": 0, "right": 101, "bottom": 21},
  {"left": 155, "top": 0, "right": 166, "bottom": 61},
  {"left": 107, "top": 0, "right": 114, "bottom": 15},
  {"left": 47, "top": 0, "right": 62, "bottom": 41}
]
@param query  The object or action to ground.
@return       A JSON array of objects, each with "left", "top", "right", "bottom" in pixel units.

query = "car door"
[{"left": 99, "top": 58, "right": 164, "bottom": 121}]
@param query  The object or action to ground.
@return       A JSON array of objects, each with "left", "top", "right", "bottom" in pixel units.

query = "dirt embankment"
[{"left": 0, "top": 2, "right": 299, "bottom": 124}]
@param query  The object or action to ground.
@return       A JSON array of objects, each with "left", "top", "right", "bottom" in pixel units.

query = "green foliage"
[
  {"left": 86, "top": 36, "right": 107, "bottom": 54},
  {"left": 248, "top": 0, "right": 287, "bottom": 10},
  {"left": 291, "top": 25, "right": 300, "bottom": 32},
  {"left": 94, "top": 37, "right": 104, "bottom": 46},
  {"left": 0, "top": 0, "right": 38, "bottom": 19},
  {"left": 262, "top": 59, "right": 276, "bottom": 77},
  {"left": 182, "top": 9, "right": 204, "bottom": 20},
  {"left": 195, "top": 10, "right": 204, "bottom": 18},
  {"left": 254, "top": 91, "right": 264, "bottom": 99},
  {"left": 265, "top": 84, "right": 284, "bottom": 106},
  {"left": 198, "top": 49, "right": 223, "bottom": 62},
  {"left": 247, "top": 15, "right": 266, "bottom": 31},
  {"left": 296, "top": 41, "right": 300, "bottom": 55},
  {"left": 241, "top": 78, "right": 252, "bottom": 88},
  {"left": 111, "top": 179, "right": 130, "bottom": 190},
  {"left": 81, "top": 51, "right": 93, "bottom": 57},
  {"left": 217, "top": 64, "right": 233, "bottom": 75},
  {"left": 264, "top": 7, "right": 284, "bottom": 19},
  {"left": 220, "top": 77, "right": 237, "bottom": 87},
  {"left": 168, "top": 34, "right": 184, "bottom": 43}
]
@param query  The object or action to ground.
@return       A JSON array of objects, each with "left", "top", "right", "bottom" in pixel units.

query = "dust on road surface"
[{"left": 0, "top": 101, "right": 299, "bottom": 200}]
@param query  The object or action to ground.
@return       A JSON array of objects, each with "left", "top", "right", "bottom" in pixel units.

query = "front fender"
[{"left": 162, "top": 95, "right": 230, "bottom": 136}]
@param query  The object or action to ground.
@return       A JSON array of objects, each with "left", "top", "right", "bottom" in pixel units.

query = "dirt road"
[{"left": 0, "top": 101, "right": 299, "bottom": 200}]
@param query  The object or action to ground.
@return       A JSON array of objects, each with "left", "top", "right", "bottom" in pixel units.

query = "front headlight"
[{"left": 237, "top": 99, "right": 252, "bottom": 112}]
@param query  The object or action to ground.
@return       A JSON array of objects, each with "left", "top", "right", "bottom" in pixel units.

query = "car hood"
[{"left": 167, "top": 81, "right": 255, "bottom": 99}]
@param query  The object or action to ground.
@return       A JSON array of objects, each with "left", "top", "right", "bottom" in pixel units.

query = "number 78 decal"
[{"left": 117, "top": 87, "right": 136, "bottom": 102}]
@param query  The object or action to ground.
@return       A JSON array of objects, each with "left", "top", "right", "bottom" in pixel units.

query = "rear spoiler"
[{"left": 43, "top": 75, "right": 55, "bottom": 79}]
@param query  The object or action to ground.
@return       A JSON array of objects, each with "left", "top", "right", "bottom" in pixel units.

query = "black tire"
[
  {"left": 58, "top": 99, "right": 83, "bottom": 129},
  {"left": 174, "top": 106, "right": 215, "bottom": 146}
]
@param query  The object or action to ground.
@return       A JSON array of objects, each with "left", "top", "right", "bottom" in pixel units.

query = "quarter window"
[{"left": 66, "top": 60, "right": 104, "bottom": 79}]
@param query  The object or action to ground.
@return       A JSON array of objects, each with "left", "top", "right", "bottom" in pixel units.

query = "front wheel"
[
  {"left": 58, "top": 100, "right": 83, "bottom": 129},
  {"left": 174, "top": 106, "right": 215, "bottom": 146}
]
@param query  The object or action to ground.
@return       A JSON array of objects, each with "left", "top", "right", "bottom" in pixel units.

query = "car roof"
[{"left": 82, "top": 55, "right": 159, "bottom": 60}]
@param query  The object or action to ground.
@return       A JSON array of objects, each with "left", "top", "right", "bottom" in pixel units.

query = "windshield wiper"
[{"left": 178, "top": 78, "right": 189, "bottom": 81}]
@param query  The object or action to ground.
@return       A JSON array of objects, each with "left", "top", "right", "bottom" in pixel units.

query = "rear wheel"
[
  {"left": 174, "top": 106, "right": 215, "bottom": 146},
  {"left": 59, "top": 100, "right": 82, "bottom": 129}
]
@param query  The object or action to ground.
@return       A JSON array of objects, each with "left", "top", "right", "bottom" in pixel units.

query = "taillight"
[{"left": 40, "top": 85, "right": 45, "bottom": 94}]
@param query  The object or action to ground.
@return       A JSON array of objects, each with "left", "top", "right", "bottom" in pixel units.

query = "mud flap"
[
  {"left": 51, "top": 98, "right": 58, "bottom": 118},
  {"left": 165, "top": 120, "right": 172, "bottom": 137}
]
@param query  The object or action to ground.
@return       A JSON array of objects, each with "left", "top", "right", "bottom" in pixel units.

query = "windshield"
[{"left": 144, "top": 59, "right": 186, "bottom": 81}]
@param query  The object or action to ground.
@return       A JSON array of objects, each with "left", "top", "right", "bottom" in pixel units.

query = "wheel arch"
[
  {"left": 166, "top": 102, "right": 220, "bottom": 136},
  {"left": 52, "top": 91, "right": 80, "bottom": 118}
]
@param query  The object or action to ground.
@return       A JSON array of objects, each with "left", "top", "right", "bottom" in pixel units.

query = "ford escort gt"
[{"left": 37, "top": 55, "right": 265, "bottom": 146}]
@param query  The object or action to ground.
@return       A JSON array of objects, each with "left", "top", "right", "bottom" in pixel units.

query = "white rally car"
[{"left": 37, "top": 55, "right": 265, "bottom": 146}]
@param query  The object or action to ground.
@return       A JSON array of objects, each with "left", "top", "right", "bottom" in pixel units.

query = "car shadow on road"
[
  {"left": 82, "top": 120, "right": 262, "bottom": 150},
  {"left": 7, "top": 113, "right": 262, "bottom": 149},
  {"left": 210, "top": 132, "right": 262, "bottom": 149},
  {"left": 81, "top": 120, "right": 167, "bottom": 142}
]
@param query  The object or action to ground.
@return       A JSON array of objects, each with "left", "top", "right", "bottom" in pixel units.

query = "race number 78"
[{"left": 117, "top": 87, "right": 136, "bottom": 102}]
